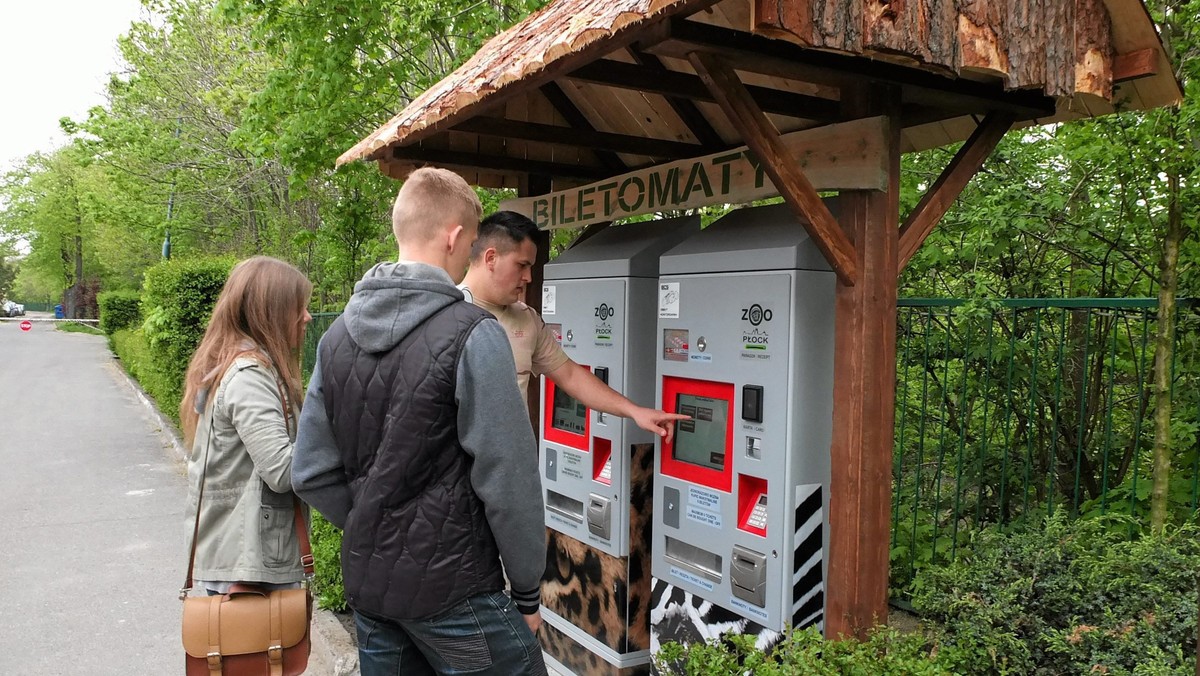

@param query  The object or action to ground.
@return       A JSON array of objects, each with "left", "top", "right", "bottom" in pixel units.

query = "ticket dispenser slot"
[
  {"left": 546, "top": 490, "right": 584, "bottom": 523},
  {"left": 665, "top": 535, "right": 722, "bottom": 583},
  {"left": 587, "top": 494, "right": 613, "bottom": 540},
  {"left": 731, "top": 546, "right": 768, "bottom": 607}
]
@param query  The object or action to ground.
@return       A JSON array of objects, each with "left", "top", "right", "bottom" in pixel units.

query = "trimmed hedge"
[
  {"left": 140, "top": 257, "right": 235, "bottom": 413},
  {"left": 98, "top": 290, "right": 142, "bottom": 335},
  {"left": 110, "top": 327, "right": 184, "bottom": 425}
]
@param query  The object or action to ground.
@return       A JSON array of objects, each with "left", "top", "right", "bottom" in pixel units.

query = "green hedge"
[
  {"left": 140, "top": 257, "right": 235, "bottom": 413},
  {"left": 111, "top": 328, "right": 185, "bottom": 425},
  {"left": 912, "top": 514, "right": 1200, "bottom": 675},
  {"left": 97, "top": 290, "right": 142, "bottom": 335}
]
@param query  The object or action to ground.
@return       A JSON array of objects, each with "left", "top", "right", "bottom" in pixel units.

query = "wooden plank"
[
  {"left": 453, "top": 117, "right": 707, "bottom": 159},
  {"left": 898, "top": 112, "right": 1014, "bottom": 270},
  {"left": 647, "top": 19, "right": 1057, "bottom": 120},
  {"left": 1113, "top": 48, "right": 1158, "bottom": 82},
  {"left": 825, "top": 82, "right": 902, "bottom": 642},
  {"left": 539, "top": 83, "right": 627, "bottom": 172},
  {"left": 567, "top": 59, "right": 841, "bottom": 121},
  {"left": 500, "top": 116, "right": 888, "bottom": 230},
  {"left": 688, "top": 51, "right": 857, "bottom": 286},
  {"left": 628, "top": 51, "right": 725, "bottom": 147},
  {"left": 391, "top": 145, "right": 609, "bottom": 181}
]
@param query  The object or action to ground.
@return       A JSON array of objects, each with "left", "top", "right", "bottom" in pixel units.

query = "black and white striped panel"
[
  {"left": 650, "top": 577, "right": 780, "bottom": 655},
  {"left": 792, "top": 483, "right": 824, "bottom": 630}
]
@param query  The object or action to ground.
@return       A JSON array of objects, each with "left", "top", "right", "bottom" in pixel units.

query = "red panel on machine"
[{"left": 660, "top": 376, "right": 735, "bottom": 493}]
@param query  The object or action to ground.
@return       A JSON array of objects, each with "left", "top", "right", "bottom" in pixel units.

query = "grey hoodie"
[{"left": 292, "top": 261, "right": 545, "bottom": 611}]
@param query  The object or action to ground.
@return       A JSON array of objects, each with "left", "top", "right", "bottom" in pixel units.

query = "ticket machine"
[
  {"left": 650, "top": 203, "right": 835, "bottom": 649},
  {"left": 538, "top": 216, "right": 697, "bottom": 675}
]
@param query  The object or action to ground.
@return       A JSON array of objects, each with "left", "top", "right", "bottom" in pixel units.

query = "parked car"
[{"left": 3, "top": 301, "right": 24, "bottom": 317}]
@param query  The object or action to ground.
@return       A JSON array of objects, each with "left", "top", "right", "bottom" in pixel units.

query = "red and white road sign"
[{"left": 19, "top": 320, "right": 32, "bottom": 332}]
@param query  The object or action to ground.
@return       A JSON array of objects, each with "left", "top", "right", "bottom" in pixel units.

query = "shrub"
[
  {"left": 654, "top": 626, "right": 952, "bottom": 675},
  {"left": 97, "top": 290, "right": 142, "bottom": 335},
  {"left": 140, "top": 257, "right": 234, "bottom": 406},
  {"left": 912, "top": 513, "right": 1200, "bottom": 675},
  {"left": 111, "top": 328, "right": 183, "bottom": 424},
  {"left": 311, "top": 512, "right": 347, "bottom": 612}
]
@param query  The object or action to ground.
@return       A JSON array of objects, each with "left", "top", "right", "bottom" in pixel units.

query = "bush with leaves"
[
  {"left": 97, "top": 290, "right": 142, "bottom": 335},
  {"left": 139, "top": 257, "right": 234, "bottom": 416},
  {"left": 912, "top": 513, "right": 1200, "bottom": 675},
  {"left": 654, "top": 626, "right": 951, "bottom": 675},
  {"left": 310, "top": 512, "right": 347, "bottom": 612}
]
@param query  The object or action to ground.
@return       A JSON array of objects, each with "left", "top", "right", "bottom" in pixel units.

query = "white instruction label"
[
  {"left": 542, "top": 286, "right": 556, "bottom": 315},
  {"left": 669, "top": 565, "right": 714, "bottom": 592},
  {"left": 658, "top": 282, "right": 680, "bottom": 319}
]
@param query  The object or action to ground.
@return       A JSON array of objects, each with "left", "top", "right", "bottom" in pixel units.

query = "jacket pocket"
[{"left": 259, "top": 484, "right": 296, "bottom": 568}]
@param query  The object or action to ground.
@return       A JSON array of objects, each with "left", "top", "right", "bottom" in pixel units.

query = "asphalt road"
[{"left": 0, "top": 315, "right": 187, "bottom": 674}]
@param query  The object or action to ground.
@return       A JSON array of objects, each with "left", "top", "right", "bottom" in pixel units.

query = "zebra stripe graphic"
[{"left": 792, "top": 484, "right": 824, "bottom": 630}]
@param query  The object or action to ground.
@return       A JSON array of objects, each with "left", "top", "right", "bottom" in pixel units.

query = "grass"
[{"left": 57, "top": 321, "right": 105, "bottom": 335}]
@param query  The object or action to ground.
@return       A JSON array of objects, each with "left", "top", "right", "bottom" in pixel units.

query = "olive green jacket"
[{"left": 185, "top": 357, "right": 306, "bottom": 585}]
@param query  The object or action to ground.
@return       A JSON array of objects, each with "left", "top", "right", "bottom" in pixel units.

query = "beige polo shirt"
[{"left": 461, "top": 286, "right": 570, "bottom": 399}]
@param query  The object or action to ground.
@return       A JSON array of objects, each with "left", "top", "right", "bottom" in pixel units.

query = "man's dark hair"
[{"left": 471, "top": 211, "right": 539, "bottom": 260}]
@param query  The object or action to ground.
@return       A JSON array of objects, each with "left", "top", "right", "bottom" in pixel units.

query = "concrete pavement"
[{"left": 0, "top": 317, "right": 186, "bottom": 674}]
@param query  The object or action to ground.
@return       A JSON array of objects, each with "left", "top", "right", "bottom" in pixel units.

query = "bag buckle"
[
  {"left": 179, "top": 586, "right": 191, "bottom": 601},
  {"left": 206, "top": 651, "right": 222, "bottom": 670},
  {"left": 268, "top": 644, "right": 283, "bottom": 663}
]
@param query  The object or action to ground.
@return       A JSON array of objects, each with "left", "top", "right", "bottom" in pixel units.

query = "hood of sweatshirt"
[{"left": 342, "top": 261, "right": 465, "bottom": 354}]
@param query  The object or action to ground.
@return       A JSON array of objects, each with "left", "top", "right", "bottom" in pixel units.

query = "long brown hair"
[{"left": 180, "top": 256, "right": 313, "bottom": 446}]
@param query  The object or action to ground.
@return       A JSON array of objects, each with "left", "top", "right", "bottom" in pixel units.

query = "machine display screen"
[
  {"left": 672, "top": 394, "right": 728, "bottom": 471},
  {"left": 551, "top": 388, "right": 587, "bottom": 435}
]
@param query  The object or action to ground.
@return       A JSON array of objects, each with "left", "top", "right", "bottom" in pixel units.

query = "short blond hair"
[{"left": 392, "top": 167, "right": 483, "bottom": 243}]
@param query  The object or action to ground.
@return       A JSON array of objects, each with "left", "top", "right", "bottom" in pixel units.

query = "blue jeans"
[{"left": 355, "top": 591, "right": 546, "bottom": 676}]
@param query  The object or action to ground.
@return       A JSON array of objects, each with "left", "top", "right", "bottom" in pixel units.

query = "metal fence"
[
  {"left": 891, "top": 298, "right": 1200, "bottom": 593},
  {"left": 300, "top": 301, "right": 1200, "bottom": 594}
]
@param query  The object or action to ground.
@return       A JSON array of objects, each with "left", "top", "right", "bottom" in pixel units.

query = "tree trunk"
[{"left": 1149, "top": 157, "right": 1181, "bottom": 531}]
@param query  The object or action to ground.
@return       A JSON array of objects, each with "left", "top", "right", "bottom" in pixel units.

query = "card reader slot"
[
  {"left": 664, "top": 535, "right": 723, "bottom": 583},
  {"left": 546, "top": 490, "right": 584, "bottom": 523}
]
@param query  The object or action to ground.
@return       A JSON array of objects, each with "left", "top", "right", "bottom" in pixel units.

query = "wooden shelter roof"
[{"left": 339, "top": 0, "right": 1180, "bottom": 190}]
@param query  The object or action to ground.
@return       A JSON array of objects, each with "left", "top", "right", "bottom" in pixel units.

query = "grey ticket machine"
[
  {"left": 539, "top": 216, "right": 697, "bottom": 557},
  {"left": 650, "top": 203, "right": 835, "bottom": 649}
]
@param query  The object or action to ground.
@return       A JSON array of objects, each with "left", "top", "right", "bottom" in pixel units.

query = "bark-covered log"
[{"left": 753, "top": 0, "right": 1116, "bottom": 101}]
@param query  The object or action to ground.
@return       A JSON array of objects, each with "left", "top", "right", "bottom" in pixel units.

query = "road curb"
[{"left": 109, "top": 350, "right": 361, "bottom": 675}]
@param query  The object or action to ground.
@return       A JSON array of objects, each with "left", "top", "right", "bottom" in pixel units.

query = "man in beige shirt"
[{"left": 461, "top": 211, "right": 684, "bottom": 440}]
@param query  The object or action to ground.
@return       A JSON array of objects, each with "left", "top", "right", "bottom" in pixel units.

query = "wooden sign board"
[{"left": 501, "top": 116, "right": 888, "bottom": 229}]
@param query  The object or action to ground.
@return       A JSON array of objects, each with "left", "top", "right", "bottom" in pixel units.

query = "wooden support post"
[
  {"left": 898, "top": 112, "right": 1014, "bottom": 270},
  {"left": 825, "top": 84, "right": 902, "bottom": 641},
  {"left": 523, "top": 174, "right": 554, "bottom": 429},
  {"left": 688, "top": 51, "right": 858, "bottom": 286}
]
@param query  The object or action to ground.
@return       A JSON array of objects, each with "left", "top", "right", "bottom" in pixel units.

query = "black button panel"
[{"left": 594, "top": 366, "right": 609, "bottom": 385}]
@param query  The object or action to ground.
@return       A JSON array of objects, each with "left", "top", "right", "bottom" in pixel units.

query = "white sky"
[{"left": 0, "top": 0, "right": 146, "bottom": 172}]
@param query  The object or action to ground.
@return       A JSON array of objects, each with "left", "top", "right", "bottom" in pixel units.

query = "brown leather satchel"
[{"left": 181, "top": 412, "right": 315, "bottom": 676}]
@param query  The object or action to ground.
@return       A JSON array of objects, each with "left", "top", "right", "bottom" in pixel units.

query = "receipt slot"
[
  {"left": 650, "top": 203, "right": 835, "bottom": 652},
  {"left": 537, "top": 216, "right": 697, "bottom": 675}
]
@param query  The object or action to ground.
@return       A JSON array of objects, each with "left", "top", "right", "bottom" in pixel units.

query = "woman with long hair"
[{"left": 181, "top": 256, "right": 313, "bottom": 594}]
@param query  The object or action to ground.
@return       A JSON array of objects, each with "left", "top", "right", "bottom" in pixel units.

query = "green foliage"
[
  {"left": 310, "top": 512, "right": 347, "bottom": 612},
  {"left": 0, "top": 256, "right": 17, "bottom": 300},
  {"left": 912, "top": 514, "right": 1200, "bottom": 675},
  {"left": 110, "top": 328, "right": 185, "bottom": 425},
  {"left": 654, "top": 626, "right": 951, "bottom": 675},
  {"left": 97, "top": 290, "right": 142, "bottom": 335},
  {"left": 57, "top": 322, "right": 105, "bottom": 335},
  {"left": 139, "top": 256, "right": 234, "bottom": 416}
]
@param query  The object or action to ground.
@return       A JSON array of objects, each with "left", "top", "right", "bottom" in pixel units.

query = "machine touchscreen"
[
  {"left": 672, "top": 394, "right": 728, "bottom": 470},
  {"left": 552, "top": 387, "right": 587, "bottom": 434}
]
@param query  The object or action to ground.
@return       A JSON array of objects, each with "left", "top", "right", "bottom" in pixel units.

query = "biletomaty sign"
[{"left": 501, "top": 116, "right": 888, "bottom": 229}]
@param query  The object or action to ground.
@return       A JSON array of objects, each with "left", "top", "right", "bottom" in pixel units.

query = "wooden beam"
[
  {"left": 1113, "top": 48, "right": 1158, "bottom": 83},
  {"left": 628, "top": 50, "right": 726, "bottom": 148},
  {"left": 825, "top": 82, "right": 902, "bottom": 642},
  {"left": 538, "top": 83, "right": 628, "bottom": 172},
  {"left": 898, "top": 112, "right": 1014, "bottom": 270},
  {"left": 391, "top": 145, "right": 609, "bottom": 181},
  {"left": 649, "top": 20, "right": 1057, "bottom": 121},
  {"left": 453, "top": 117, "right": 710, "bottom": 160},
  {"left": 568, "top": 59, "right": 842, "bottom": 121},
  {"left": 688, "top": 51, "right": 857, "bottom": 286}
]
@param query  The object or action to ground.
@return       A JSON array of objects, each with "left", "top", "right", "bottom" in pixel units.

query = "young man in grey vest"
[{"left": 292, "top": 168, "right": 547, "bottom": 675}]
